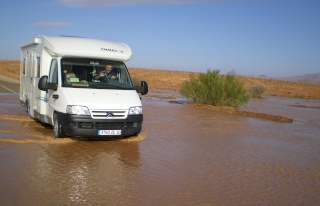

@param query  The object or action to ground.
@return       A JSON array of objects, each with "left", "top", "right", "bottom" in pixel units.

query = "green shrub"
[
  {"left": 180, "top": 70, "right": 250, "bottom": 108},
  {"left": 249, "top": 85, "right": 267, "bottom": 98}
]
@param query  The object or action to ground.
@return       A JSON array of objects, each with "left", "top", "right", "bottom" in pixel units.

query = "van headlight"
[
  {"left": 128, "top": 106, "right": 142, "bottom": 115},
  {"left": 67, "top": 105, "right": 90, "bottom": 115}
]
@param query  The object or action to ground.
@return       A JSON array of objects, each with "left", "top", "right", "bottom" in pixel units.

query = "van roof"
[{"left": 21, "top": 35, "right": 132, "bottom": 62}]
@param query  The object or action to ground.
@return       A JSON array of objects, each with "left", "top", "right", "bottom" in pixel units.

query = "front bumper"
[{"left": 57, "top": 112, "right": 143, "bottom": 137}]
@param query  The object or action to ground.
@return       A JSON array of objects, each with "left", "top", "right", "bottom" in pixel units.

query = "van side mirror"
[
  {"left": 38, "top": 75, "right": 48, "bottom": 91},
  {"left": 141, "top": 81, "right": 148, "bottom": 95},
  {"left": 135, "top": 81, "right": 148, "bottom": 95}
]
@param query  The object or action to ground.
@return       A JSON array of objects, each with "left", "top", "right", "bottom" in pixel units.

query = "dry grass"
[
  {"left": 129, "top": 68, "right": 320, "bottom": 100},
  {"left": 1, "top": 60, "right": 320, "bottom": 100},
  {"left": 0, "top": 60, "right": 20, "bottom": 81},
  {"left": 237, "top": 76, "right": 320, "bottom": 100}
]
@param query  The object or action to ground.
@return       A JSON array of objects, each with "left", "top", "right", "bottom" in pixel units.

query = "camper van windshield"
[{"left": 61, "top": 58, "right": 134, "bottom": 89}]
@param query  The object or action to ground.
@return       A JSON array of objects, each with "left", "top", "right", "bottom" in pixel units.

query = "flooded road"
[{"left": 1, "top": 92, "right": 320, "bottom": 205}]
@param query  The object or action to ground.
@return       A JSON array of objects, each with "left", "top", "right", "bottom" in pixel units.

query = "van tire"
[{"left": 53, "top": 114, "right": 65, "bottom": 138}]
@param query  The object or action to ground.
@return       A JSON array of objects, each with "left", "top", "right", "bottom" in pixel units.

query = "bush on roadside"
[
  {"left": 180, "top": 70, "right": 250, "bottom": 108},
  {"left": 249, "top": 85, "right": 267, "bottom": 98}
]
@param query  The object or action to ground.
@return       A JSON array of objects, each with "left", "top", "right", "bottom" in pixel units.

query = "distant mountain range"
[{"left": 283, "top": 73, "right": 320, "bottom": 84}]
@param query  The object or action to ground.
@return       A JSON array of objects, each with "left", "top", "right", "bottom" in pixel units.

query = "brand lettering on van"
[{"left": 101, "top": 48, "right": 124, "bottom": 53}]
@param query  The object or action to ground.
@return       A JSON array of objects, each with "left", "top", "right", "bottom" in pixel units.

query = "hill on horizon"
[{"left": 283, "top": 73, "right": 320, "bottom": 84}]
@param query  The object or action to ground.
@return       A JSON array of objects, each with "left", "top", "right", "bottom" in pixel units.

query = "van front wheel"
[{"left": 53, "top": 114, "right": 65, "bottom": 138}]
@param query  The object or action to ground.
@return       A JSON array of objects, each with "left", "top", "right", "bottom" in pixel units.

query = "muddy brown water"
[{"left": 0, "top": 92, "right": 320, "bottom": 206}]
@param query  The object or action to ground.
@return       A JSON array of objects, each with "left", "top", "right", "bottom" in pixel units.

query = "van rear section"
[{"left": 20, "top": 35, "right": 148, "bottom": 138}]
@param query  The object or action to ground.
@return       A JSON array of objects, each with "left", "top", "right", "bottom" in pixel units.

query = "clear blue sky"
[{"left": 1, "top": 0, "right": 319, "bottom": 77}]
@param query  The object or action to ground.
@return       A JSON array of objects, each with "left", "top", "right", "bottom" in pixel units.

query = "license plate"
[{"left": 98, "top": 130, "right": 122, "bottom": 136}]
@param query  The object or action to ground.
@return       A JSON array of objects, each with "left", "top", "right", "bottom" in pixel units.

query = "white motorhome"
[{"left": 20, "top": 35, "right": 148, "bottom": 138}]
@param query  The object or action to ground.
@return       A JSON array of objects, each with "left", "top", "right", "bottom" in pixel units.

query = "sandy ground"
[{"left": 1, "top": 60, "right": 320, "bottom": 100}]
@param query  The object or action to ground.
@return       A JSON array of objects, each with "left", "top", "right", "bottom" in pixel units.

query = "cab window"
[{"left": 48, "top": 59, "right": 58, "bottom": 84}]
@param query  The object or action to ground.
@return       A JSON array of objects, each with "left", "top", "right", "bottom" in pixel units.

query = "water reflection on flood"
[{"left": 0, "top": 93, "right": 320, "bottom": 205}]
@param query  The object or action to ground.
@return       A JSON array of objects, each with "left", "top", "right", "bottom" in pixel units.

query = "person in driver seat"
[{"left": 94, "top": 65, "right": 117, "bottom": 81}]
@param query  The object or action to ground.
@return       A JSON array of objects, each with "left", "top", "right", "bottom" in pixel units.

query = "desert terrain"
[
  {"left": 1, "top": 60, "right": 319, "bottom": 100},
  {"left": 1, "top": 60, "right": 320, "bottom": 205},
  {"left": 129, "top": 67, "right": 320, "bottom": 100}
]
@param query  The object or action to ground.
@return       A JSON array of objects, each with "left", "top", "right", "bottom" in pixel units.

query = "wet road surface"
[
  {"left": 0, "top": 78, "right": 19, "bottom": 93},
  {"left": 0, "top": 91, "right": 320, "bottom": 205}
]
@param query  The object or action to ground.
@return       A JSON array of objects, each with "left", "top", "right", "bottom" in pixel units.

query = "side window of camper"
[
  {"left": 48, "top": 59, "right": 58, "bottom": 84},
  {"left": 22, "top": 58, "right": 27, "bottom": 75},
  {"left": 36, "top": 57, "right": 41, "bottom": 78}
]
